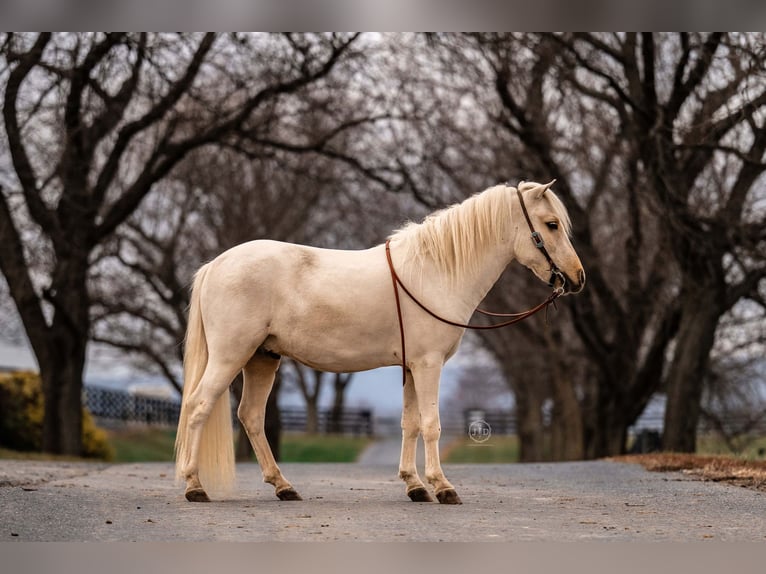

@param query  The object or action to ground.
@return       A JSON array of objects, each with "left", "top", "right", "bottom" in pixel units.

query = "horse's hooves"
[
  {"left": 185, "top": 488, "right": 211, "bottom": 503},
  {"left": 407, "top": 487, "right": 434, "bottom": 503},
  {"left": 435, "top": 489, "right": 463, "bottom": 505},
  {"left": 276, "top": 487, "right": 303, "bottom": 501}
]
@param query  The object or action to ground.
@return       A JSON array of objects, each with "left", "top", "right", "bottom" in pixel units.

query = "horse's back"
[
  {"left": 206, "top": 239, "right": 384, "bottom": 289},
  {"left": 198, "top": 240, "right": 398, "bottom": 371}
]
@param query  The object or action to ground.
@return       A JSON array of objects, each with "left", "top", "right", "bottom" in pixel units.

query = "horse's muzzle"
[
  {"left": 567, "top": 268, "right": 586, "bottom": 293},
  {"left": 557, "top": 268, "right": 585, "bottom": 294}
]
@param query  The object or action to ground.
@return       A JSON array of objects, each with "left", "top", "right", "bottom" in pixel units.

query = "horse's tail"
[{"left": 174, "top": 263, "right": 235, "bottom": 494}]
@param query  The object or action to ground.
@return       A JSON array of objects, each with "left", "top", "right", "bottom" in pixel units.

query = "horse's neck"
[
  {"left": 406, "top": 241, "right": 514, "bottom": 319},
  {"left": 454, "top": 243, "right": 514, "bottom": 311}
]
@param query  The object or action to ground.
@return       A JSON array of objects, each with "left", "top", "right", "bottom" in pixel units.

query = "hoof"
[
  {"left": 276, "top": 487, "right": 303, "bottom": 501},
  {"left": 185, "top": 488, "right": 211, "bottom": 503},
  {"left": 407, "top": 486, "right": 434, "bottom": 503},
  {"left": 435, "top": 489, "right": 462, "bottom": 505}
]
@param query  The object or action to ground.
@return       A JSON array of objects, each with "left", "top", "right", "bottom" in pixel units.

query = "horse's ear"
[{"left": 535, "top": 179, "right": 556, "bottom": 199}]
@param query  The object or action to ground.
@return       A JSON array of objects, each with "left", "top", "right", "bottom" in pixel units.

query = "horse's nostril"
[{"left": 578, "top": 269, "right": 586, "bottom": 286}]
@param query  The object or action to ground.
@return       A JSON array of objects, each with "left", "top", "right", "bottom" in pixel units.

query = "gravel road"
[{"left": 2, "top": 458, "right": 765, "bottom": 542}]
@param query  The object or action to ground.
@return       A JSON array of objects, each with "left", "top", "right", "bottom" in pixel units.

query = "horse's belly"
[
  {"left": 265, "top": 333, "right": 395, "bottom": 373},
  {"left": 263, "top": 312, "right": 399, "bottom": 373}
]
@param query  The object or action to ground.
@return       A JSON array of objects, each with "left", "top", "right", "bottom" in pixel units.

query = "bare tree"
[
  {"left": 91, "top": 145, "right": 363, "bottom": 458},
  {"left": 410, "top": 33, "right": 766, "bottom": 459},
  {"left": 284, "top": 362, "right": 325, "bottom": 435},
  {"left": 87, "top": 38, "right": 417, "bottom": 452},
  {"left": 555, "top": 32, "right": 766, "bottom": 452},
  {"left": 0, "top": 32, "right": 361, "bottom": 455},
  {"left": 401, "top": 33, "right": 678, "bottom": 459},
  {"left": 328, "top": 372, "right": 355, "bottom": 434},
  {"left": 700, "top": 301, "right": 766, "bottom": 454}
]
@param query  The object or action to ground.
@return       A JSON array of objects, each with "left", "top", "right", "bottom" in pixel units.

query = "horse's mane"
[{"left": 390, "top": 182, "right": 571, "bottom": 281}]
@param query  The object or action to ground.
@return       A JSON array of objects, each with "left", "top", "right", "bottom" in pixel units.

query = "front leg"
[
  {"left": 398, "top": 370, "right": 433, "bottom": 502},
  {"left": 411, "top": 358, "right": 462, "bottom": 505}
]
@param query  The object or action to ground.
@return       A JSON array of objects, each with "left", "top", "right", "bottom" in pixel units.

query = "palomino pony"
[{"left": 175, "top": 181, "right": 585, "bottom": 504}]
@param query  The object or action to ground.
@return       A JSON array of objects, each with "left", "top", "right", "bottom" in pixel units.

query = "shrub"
[{"left": 0, "top": 370, "right": 114, "bottom": 460}]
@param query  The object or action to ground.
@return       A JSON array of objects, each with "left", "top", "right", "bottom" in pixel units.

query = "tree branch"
[
  {"left": 0, "top": 186, "right": 50, "bottom": 361},
  {"left": 94, "top": 34, "right": 359, "bottom": 241},
  {"left": 666, "top": 33, "right": 724, "bottom": 122},
  {"left": 85, "top": 33, "right": 147, "bottom": 148},
  {"left": 681, "top": 88, "right": 766, "bottom": 186},
  {"left": 552, "top": 33, "right": 644, "bottom": 118},
  {"left": 2, "top": 33, "right": 58, "bottom": 235},
  {"left": 91, "top": 33, "right": 216, "bottom": 207},
  {"left": 63, "top": 33, "right": 127, "bottom": 149},
  {"left": 91, "top": 334, "right": 182, "bottom": 395}
]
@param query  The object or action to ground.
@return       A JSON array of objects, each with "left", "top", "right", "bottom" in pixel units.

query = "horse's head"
[{"left": 513, "top": 181, "right": 585, "bottom": 295}]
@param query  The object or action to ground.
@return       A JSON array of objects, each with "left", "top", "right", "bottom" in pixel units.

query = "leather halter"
[
  {"left": 515, "top": 188, "right": 566, "bottom": 288},
  {"left": 385, "top": 187, "right": 565, "bottom": 385}
]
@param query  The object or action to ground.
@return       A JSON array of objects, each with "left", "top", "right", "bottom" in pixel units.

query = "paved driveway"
[{"left": 2, "top": 459, "right": 765, "bottom": 541}]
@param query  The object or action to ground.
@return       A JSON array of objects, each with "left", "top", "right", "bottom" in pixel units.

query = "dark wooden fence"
[
  {"left": 461, "top": 408, "right": 766, "bottom": 433},
  {"left": 280, "top": 407, "right": 373, "bottom": 436},
  {"left": 83, "top": 386, "right": 373, "bottom": 435},
  {"left": 84, "top": 386, "right": 181, "bottom": 426}
]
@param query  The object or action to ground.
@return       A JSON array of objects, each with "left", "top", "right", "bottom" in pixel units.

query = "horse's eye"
[{"left": 546, "top": 221, "right": 559, "bottom": 231}]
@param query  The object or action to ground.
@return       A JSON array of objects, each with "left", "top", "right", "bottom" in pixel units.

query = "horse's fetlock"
[
  {"left": 262, "top": 471, "right": 284, "bottom": 486},
  {"left": 425, "top": 471, "right": 447, "bottom": 486},
  {"left": 398, "top": 470, "right": 414, "bottom": 481}
]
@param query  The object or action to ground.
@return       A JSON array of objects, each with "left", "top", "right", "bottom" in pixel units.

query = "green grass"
[
  {"left": 444, "top": 433, "right": 766, "bottom": 463},
  {"left": 109, "top": 428, "right": 371, "bottom": 463},
  {"left": 279, "top": 432, "right": 371, "bottom": 462},
  {"left": 108, "top": 427, "right": 177, "bottom": 462},
  {"left": 695, "top": 433, "right": 766, "bottom": 460},
  {"left": 443, "top": 435, "right": 520, "bottom": 463},
  {"left": 3, "top": 429, "right": 372, "bottom": 463},
  {"left": 10, "top": 428, "right": 762, "bottom": 464}
]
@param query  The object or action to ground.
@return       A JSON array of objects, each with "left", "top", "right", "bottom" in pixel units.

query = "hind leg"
[
  {"left": 181, "top": 359, "right": 242, "bottom": 502},
  {"left": 239, "top": 352, "right": 302, "bottom": 501}
]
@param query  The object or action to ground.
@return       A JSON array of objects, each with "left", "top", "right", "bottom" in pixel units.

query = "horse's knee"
[
  {"left": 401, "top": 424, "right": 419, "bottom": 440},
  {"left": 419, "top": 418, "right": 441, "bottom": 442}
]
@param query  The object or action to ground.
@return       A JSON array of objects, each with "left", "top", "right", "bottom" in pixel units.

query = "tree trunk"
[
  {"left": 663, "top": 284, "right": 724, "bottom": 452},
  {"left": 40, "top": 332, "right": 87, "bottom": 455},
  {"left": 293, "top": 366, "right": 323, "bottom": 435},
  {"left": 39, "top": 257, "right": 90, "bottom": 456},
  {"left": 550, "top": 378, "right": 584, "bottom": 461},
  {"left": 305, "top": 399, "right": 320, "bottom": 435},
  {"left": 582, "top": 379, "right": 629, "bottom": 459},
  {"left": 329, "top": 384, "right": 344, "bottom": 434},
  {"left": 545, "top": 328, "right": 584, "bottom": 461},
  {"left": 515, "top": 385, "right": 546, "bottom": 462},
  {"left": 585, "top": 418, "right": 628, "bottom": 459},
  {"left": 328, "top": 373, "right": 352, "bottom": 434}
]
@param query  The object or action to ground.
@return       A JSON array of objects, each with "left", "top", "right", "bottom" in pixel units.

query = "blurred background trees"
[{"left": 1, "top": 33, "right": 764, "bottom": 459}]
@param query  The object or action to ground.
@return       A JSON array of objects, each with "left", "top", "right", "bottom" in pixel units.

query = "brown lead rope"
[{"left": 385, "top": 239, "right": 563, "bottom": 386}]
